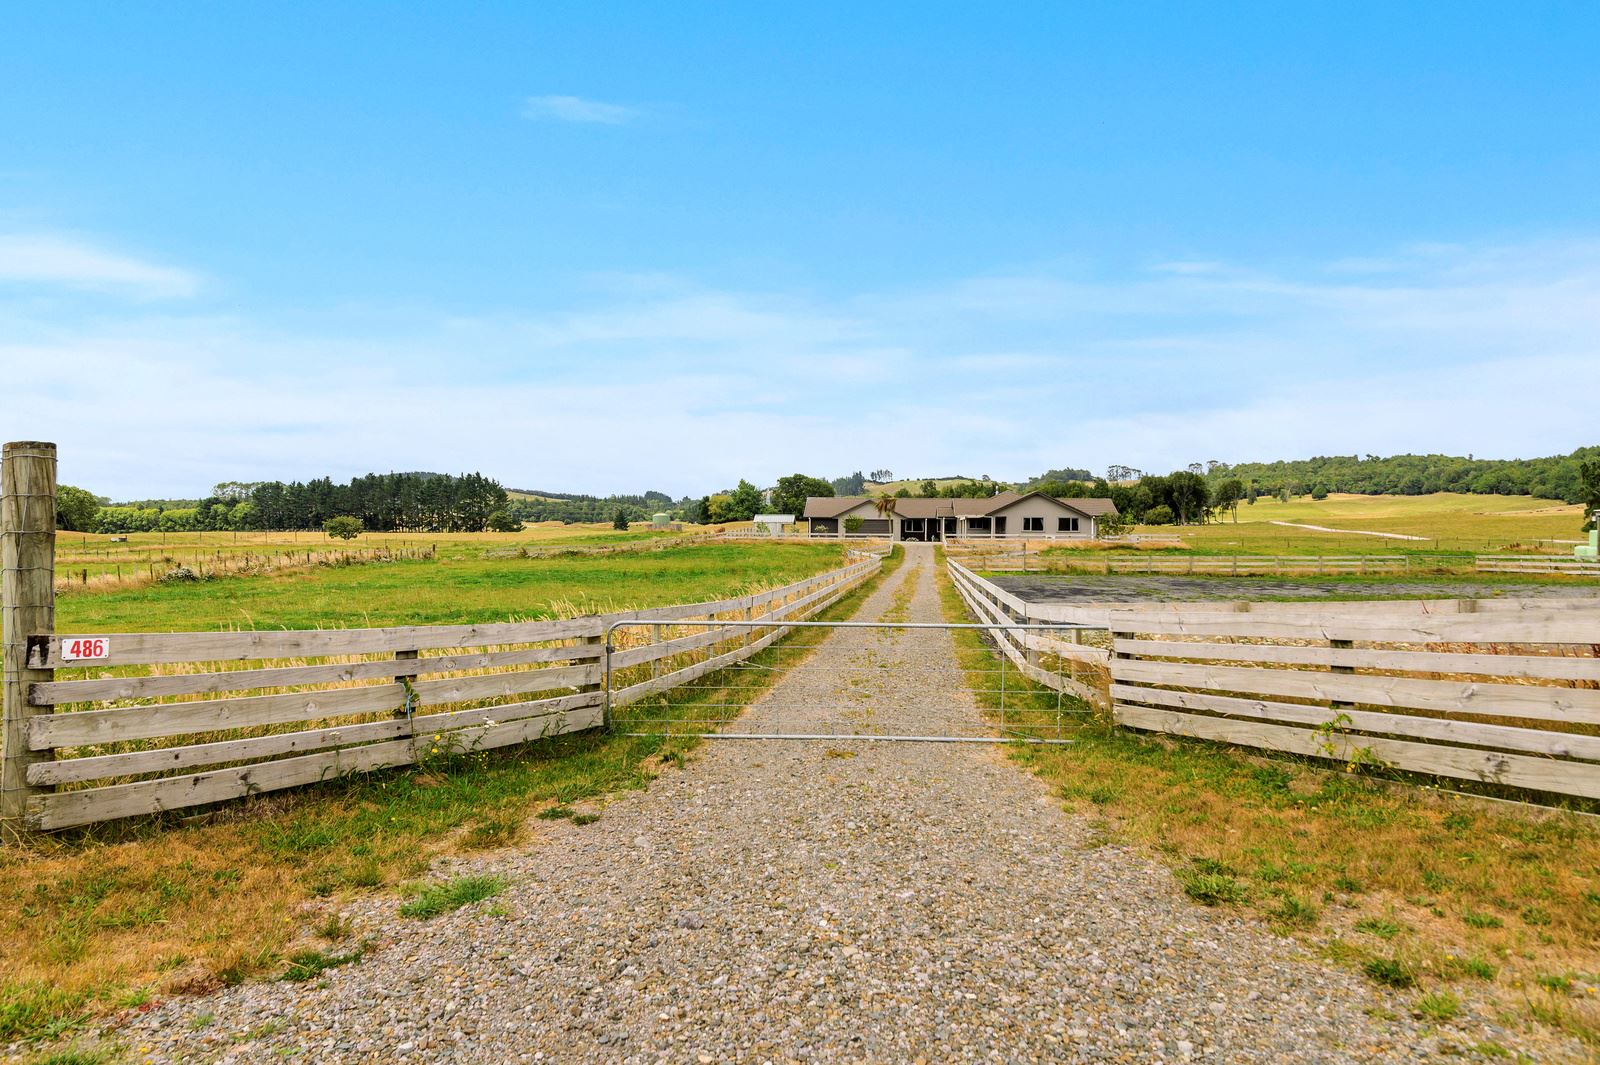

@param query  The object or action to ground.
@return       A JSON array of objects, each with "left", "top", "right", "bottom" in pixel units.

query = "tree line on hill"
[
  {"left": 502, "top": 489, "right": 685, "bottom": 525},
  {"left": 88, "top": 472, "right": 515, "bottom": 533},
  {"left": 1206, "top": 448, "right": 1600, "bottom": 504}
]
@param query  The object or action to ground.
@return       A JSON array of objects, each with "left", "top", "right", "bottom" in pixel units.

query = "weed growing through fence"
[{"left": 934, "top": 548, "right": 1600, "bottom": 1050}]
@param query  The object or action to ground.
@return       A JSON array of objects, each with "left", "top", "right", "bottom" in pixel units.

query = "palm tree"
[{"left": 872, "top": 492, "right": 896, "bottom": 518}]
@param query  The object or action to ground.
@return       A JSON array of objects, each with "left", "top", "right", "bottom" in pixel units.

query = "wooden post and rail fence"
[
  {"left": 947, "top": 557, "right": 1600, "bottom": 804},
  {"left": 945, "top": 545, "right": 1600, "bottom": 577},
  {"left": 0, "top": 442, "right": 882, "bottom": 831}
]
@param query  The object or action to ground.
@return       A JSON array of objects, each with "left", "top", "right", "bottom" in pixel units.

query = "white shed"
[{"left": 752, "top": 514, "right": 794, "bottom": 536}]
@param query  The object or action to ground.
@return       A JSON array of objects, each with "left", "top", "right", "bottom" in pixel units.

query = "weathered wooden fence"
[
  {"left": 1109, "top": 600, "right": 1600, "bottom": 801},
  {"left": 949, "top": 547, "right": 1600, "bottom": 578},
  {"left": 0, "top": 443, "right": 883, "bottom": 830},
  {"left": 947, "top": 551, "right": 1600, "bottom": 803},
  {"left": 10, "top": 555, "right": 878, "bottom": 831},
  {"left": 947, "top": 549, "right": 1417, "bottom": 575},
  {"left": 945, "top": 559, "right": 1110, "bottom": 706},
  {"left": 1476, "top": 555, "right": 1600, "bottom": 576}
]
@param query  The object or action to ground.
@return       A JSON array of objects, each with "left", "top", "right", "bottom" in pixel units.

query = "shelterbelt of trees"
[
  {"left": 1216, "top": 447, "right": 1600, "bottom": 504},
  {"left": 91, "top": 473, "right": 513, "bottom": 534},
  {"left": 503, "top": 489, "right": 692, "bottom": 525},
  {"left": 1043, "top": 449, "right": 1600, "bottom": 528}
]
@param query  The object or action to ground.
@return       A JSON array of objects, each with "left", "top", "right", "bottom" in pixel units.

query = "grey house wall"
[
  {"left": 809, "top": 500, "right": 890, "bottom": 537},
  {"left": 981, "top": 497, "right": 1097, "bottom": 538}
]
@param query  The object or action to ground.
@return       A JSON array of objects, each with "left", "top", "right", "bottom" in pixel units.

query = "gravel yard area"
[
  {"left": 98, "top": 547, "right": 1570, "bottom": 1063},
  {"left": 994, "top": 573, "right": 1600, "bottom": 604}
]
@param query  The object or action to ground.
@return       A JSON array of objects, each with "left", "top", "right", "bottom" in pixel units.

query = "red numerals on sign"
[{"left": 62, "top": 637, "right": 109, "bottom": 660}]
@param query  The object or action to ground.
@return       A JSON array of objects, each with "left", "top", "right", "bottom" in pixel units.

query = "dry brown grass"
[{"left": 1009, "top": 716, "right": 1600, "bottom": 1048}]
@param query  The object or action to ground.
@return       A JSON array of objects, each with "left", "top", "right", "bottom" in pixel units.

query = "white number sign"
[{"left": 61, "top": 637, "right": 110, "bottom": 661}]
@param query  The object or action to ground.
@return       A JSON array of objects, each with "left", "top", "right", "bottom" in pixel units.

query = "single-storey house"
[{"left": 803, "top": 491, "right": 1117, "bottom": 541}]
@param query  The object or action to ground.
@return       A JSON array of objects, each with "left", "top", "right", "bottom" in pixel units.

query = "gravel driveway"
[{"left": 106, "top": 546, "right": 1559, "bottom": 1063}]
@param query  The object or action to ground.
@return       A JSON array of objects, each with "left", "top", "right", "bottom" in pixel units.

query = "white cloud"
[
  {"left": 521, "top": 94, "right": 640, "bottom": 125},
  {"left": 0, "top": 233, "right": 200, "bottom": 298},
  {"left": 4, "top": 235, "right": 1598, "bottom": 498}
]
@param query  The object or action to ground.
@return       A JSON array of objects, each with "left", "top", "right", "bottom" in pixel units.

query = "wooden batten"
[
  {"left": 33, "top": 616, "right": 608, "bottom": 668},
  {"left": 31, "top": 643, "right": 605, "bottom": 705},
  {"left": 1109, "top": 659, "right": 1600, "bottom": 724},
  {"left": 1111, "top": 684, "right": 1600, "bottom": 763},
  {"left": 1110, "top": 639, "right": 1600, "bottom": 681},
  {"left": 1115, "top": 704, "right": 1600, "bottom": 801}
]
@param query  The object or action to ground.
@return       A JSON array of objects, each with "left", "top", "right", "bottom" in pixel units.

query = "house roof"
[
  {"left": 1062, "top": 496, "right": 1119, "bottom": 516},
  {"left": 802, "top": 496, "right": 876, "bottom": 519},
  {"left": 988, "top": 492, "right": 1119, "bottom": 517},
  {"left": 802, "top": 492, "right": 1117, "bottom": 520}
]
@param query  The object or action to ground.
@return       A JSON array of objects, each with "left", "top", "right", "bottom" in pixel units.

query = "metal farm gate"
[{"left": 603, "top": 619, "right": 1090, "bottom": 744}]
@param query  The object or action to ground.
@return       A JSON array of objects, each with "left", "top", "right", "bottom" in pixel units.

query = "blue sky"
[{"left": 2, "top": 2, "right": 1597, "bottom": 498}]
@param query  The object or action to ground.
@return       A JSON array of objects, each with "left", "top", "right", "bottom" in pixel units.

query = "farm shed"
[{"left": 751, "top": 514, "right": 795, "bottom": 536}]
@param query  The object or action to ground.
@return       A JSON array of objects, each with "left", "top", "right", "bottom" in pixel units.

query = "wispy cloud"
[
  {"left": 0, "top": 233, "right": 200, "bottom": 298},
  {"left": 521, "top": 94, "right": 640, "bottom": 125},
  {"left": 5, "top": 235, "right": 1598, "bottom": 497}
]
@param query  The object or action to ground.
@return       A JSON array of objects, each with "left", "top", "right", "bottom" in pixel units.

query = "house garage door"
[{"left": 857, "top": 519, "right": 891, "bottom": 536}]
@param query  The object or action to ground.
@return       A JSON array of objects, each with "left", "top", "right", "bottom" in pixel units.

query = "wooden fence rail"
[
  {"left": 6, "top": 485, "right": 880, "bottom": 831},
  {"left": 1476, "top": 556, "right": 1600, "bottom": 576},
  {"left": 1108, "top": 602, "right": 1600, "bottom": 802},
  {"left": 945, "top": 559, "right": 1109, "bottom": 706},
  {"left": 947, "top": 548, "right": 1600, "bottom": 578},
  {"left": 947, "top": 551, "right": 1419, "bottom": 575}
]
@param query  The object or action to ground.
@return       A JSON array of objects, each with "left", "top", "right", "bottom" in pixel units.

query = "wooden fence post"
[
  {"left": 2, "top": 441, "right": 56, "bottom": 827},
  {"left": 585, "top": 629, "right": 607, "bottom": 729},
  {"left": 395, "top": 648, "right": 419, "bottom": 748},
  {"left": 1329, "top": 638, "right": 1355, "bottom": 716}
]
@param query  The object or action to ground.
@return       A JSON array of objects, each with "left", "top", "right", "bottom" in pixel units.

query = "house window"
[
  {"left": 1058, "top": 517, "right": 1080, "bottom": 532},
  {"left": 1022, "top": 516, "right": 1044, "bottom": 533}
]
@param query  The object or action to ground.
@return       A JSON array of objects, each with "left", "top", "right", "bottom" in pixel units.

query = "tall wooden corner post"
[{"left": 2, "top": 441, "right": 56, "bottom": 827}]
